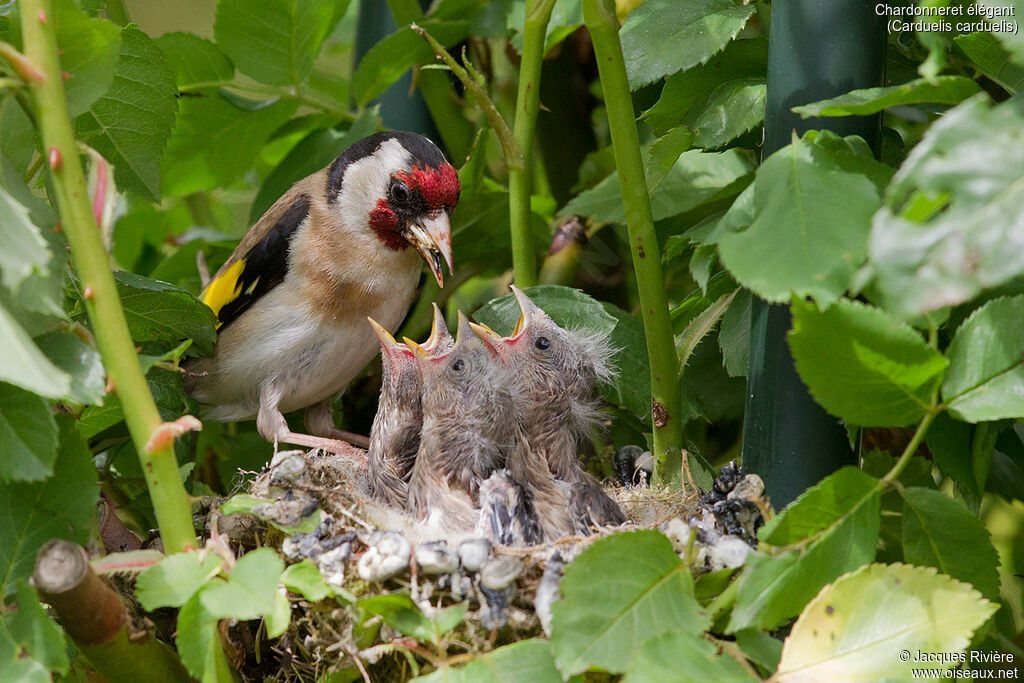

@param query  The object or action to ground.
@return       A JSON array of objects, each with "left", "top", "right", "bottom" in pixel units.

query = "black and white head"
[{"left": 328, "top": 131, "right": 460, "bottom": 286}]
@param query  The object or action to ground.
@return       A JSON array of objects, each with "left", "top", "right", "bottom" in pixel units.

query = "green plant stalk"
[
  {"left": 582, "top": 0, "right": 683, "bottom": 486},
  {"left": 882, "top": 410, "right": 938, "bottom": 485},
  {"left": 386, "top": 0, "right": 473, "bottom": 162},
  {"left": 104, "top": 0, "right": 130, "bottom": 26},
  {"left": 507, "top": 0, "right": 556, "bottom": 288},
  {"left": 413, "top": 25, "right": 522, "bottom": 171},
  {"left": 18, "top": 0, "right": 198, "bottom": 554}
]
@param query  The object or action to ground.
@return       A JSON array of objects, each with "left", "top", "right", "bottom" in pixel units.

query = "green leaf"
[
  {"left": 776, "top": 563, "right": 997, "bottom": 681},
  {"left": 793, "top": 76, "right": 981, "bottom": 118},
  {"left": 788, "top": 298, "right": 947, "bottom": 427},
  {"left": 0, "top": 303, "right": 69, "bottom": 399},
  {"left": 0, "top": 384, "right": 59, "bottom": 483},
  {"left": 644, "top": 39, "right": 768, "bottom": 147},
  {"left": 221, "top": 493, "right": 320, "bottom": 533},
  {"left": 359, "top": 592, "right": 466, "bottom": 646},
  {"left": 623, "top": 631, "right": 755, "bottom": 682},
  {"left": 76, "top": 27, "right": 178, "bottom": 201},
  {"left": 112, "top": 270, "right": 217, "bottom": 355},
  {"left": 550, "top": 530, "right": 709, "bottom": 676},
  {"left": 734, "top": 629, "right": 782, "bottom": 675},
  {"left": 155, "top": 32, "right": 234, "bottom": 90},
  {"left": 250, "top": 111, "right": 379, "bottom": 221},
  {"left": 281, "top": 560, "right": 332, "bottom": 601},
  {"left": 977, "top": 0, "right": 1024, "bottom": 66},
  {"left": 601, "top": 302, "right": 652, "bottom": 420},
  {"left": 77, "top": 393, "right": 123, "bottom": 440},
  {"left": 266, "top": 590, "right": 291, "bottom": 638},
  {"left": 717, "top": 133, "right": 883, "bottom": 306},
  {"left": 176, "top": 592, "right": 224, "bottom": 682},
  {"left": 1, "top": 582, "right": 69, "bottom": 677},
  {"left": 200, "top": 548, "right": 284, "bottom": 620},
  {"left": 351, "top": 21, "right": 469, "bottom": 105},
  {"left": 161, "top": 95, "right": 297, "bottom": 196},
  {"left": 214, "top": 0, "right": 337, "bottom": 86},
  {"left": 900, "top": 487, "right": 1000, "bottom": 601},
  {"left": 34, "top": 331, "right": 105, "bottom": 405},
  {"left": 0, "top": 187, "right": 50, "bottom": 295},
  {"left": 942, "top": 296, "right": 1024, "bottom": 422},
  {"left": 507, "top": 0, "right": 583, "bottom": 55},
  {"left": 52, "top": 0, "right": 121, "bottom": 117},
  {"left": 675, "top": 288, "right": 736, "bottom": 373},
  {"left": 719, "top": 289, "right": 751, "bottom": 378},
  {"left": 414, "top": 639, "right": 564, "bottom": 683},
  {"left": 136, "top": 551, "right": 224, "bottom": 610},
  {"left": 924, "top": 413, "right": 985, "bottom": 511},
  {"left": 868, "top": 95, "right": 1024, "bottom": 319},
  {"left": 563, "top": 149, "right": 752, "bottom": 224},
  {"left": 729, "top": 467, "right": 881, "bottom": 632},
  {"left": 620, "top": 0, "right": 756, "bottom": 89},
  {"left": 953, "top": 31, "right": 1024, "bottom": 93},
  {"left": 0, "top": 416, "right": 97, "bottom": 596}
]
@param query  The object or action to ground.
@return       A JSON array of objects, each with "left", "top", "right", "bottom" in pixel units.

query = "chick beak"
[
  {"left": 454, "top": 311, "right": 484, "bottom": 353},
  {"left": 368, "top": 317, "right": 404, "bottom": 357},
  {"left": 404, "top": 336, "right": 431, "bottom": 360},
  {"left": 509, "top": 285, "right": 539, "bottom": 340},
  {"left": 469, "top": 321, "right": 504, "bottom": 355},
  {"left": 406, "top": 212, "right": 453, "bottom": 288},
  {"left": 423, "top": 302, "right": 449, "bottom": 353}
]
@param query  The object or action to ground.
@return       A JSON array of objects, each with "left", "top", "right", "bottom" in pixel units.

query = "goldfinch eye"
[
  {"left": 451, "top": 359, "right": 465, "bottom": 372},
  {"left": 535, "top": 336, "right": 550, "bottom": 350},
  {"left": 390, "top": 182, "right": 410, "bottom": 203}
]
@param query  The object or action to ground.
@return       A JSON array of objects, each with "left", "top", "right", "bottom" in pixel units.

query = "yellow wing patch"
[{"left": 200, "top": 259, "right": 246, "bottom": 325}]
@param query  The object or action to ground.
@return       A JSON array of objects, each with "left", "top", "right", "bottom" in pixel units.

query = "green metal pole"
[
  {"left": 742, "top": 0, "right": 885, "bottom": 506},
  {"left": 356, "top": 0, "right": 439, "bottom": 139}
]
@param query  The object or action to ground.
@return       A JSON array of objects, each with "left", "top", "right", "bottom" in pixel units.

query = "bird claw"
[{"left": 145, "top": 415, "right": 202, "bottom": 454}]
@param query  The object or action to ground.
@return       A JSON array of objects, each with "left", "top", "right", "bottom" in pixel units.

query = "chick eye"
[
  {"left": 390, "top": 182, "right": 410, "bottom": 203},
  {"left": 535, "top": 336, "right": 551, "bottom": 351},
  {"left": 451, "top": 359, "right": 465, "bottom": 372}
]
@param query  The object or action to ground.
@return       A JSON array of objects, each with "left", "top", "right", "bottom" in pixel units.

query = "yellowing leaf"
[{"left": 777, "top": 563, "right": 997, "bottom": 681}]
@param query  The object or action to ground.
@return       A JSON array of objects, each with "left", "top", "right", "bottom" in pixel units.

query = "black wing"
[{"left": 216, "top": 194, "right": 311, "bottom": 329}]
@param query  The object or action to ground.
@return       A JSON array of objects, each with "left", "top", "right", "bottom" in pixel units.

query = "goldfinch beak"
[
  {"left": 407, "top": 212, "right": 453, "bottom": 288},
  {"left": 469, "top": 321, "right": 504, "bottom": 355}
]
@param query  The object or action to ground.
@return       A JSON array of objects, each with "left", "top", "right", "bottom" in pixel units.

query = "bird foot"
[
  {"left": 277, "top": 431, "right": 368, "bottom": 464},
  {"left": 315, "top": 427, "right": 370, "bottom": 449}
]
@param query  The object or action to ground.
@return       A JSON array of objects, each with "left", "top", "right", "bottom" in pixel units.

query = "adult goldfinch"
[{"left": 185, "top": 132, "right": 460, "bottom": 455}]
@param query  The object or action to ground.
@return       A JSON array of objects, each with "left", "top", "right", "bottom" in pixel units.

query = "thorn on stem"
[
  {"left": 62, "top": 71, "right": 71, "bottom": 81},
  {"left": 83, "top": 286, "right": 94, "bottom": 299},
  {"left": 145, "top": 415, "right": 203, "bottom": 454},
  {"left": 48, "top": 147, "right": 62, "bottom": 171},
  {"left": 37, "top": 11, "right": 47, "bottom": 23}
]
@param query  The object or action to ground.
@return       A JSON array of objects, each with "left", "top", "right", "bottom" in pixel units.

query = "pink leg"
[{"left": 305, "top": 398, "right": 370, "bottom": 448}]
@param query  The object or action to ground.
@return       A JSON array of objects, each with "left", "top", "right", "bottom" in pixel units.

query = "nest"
[{"left": 208, "top": 449, "right": 770, "bottom": 680}]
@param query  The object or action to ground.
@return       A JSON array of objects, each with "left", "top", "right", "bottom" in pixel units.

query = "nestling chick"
[
  {"left": 363, "top": 304, "right": 453, "bottom": 507},
  {"left": 404, "top": 312, "right": 517, "bottom": 534},
  {"left": 472, "top": 286, "right": 626, "bottom": 531},
  {"left": 185, "top": 132, "right": 460, "bottom": 455}
]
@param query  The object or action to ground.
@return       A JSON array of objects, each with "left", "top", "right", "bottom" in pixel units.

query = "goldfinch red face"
[{"left": 331, "top": 132, "right": 460, "bottom": 286}]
